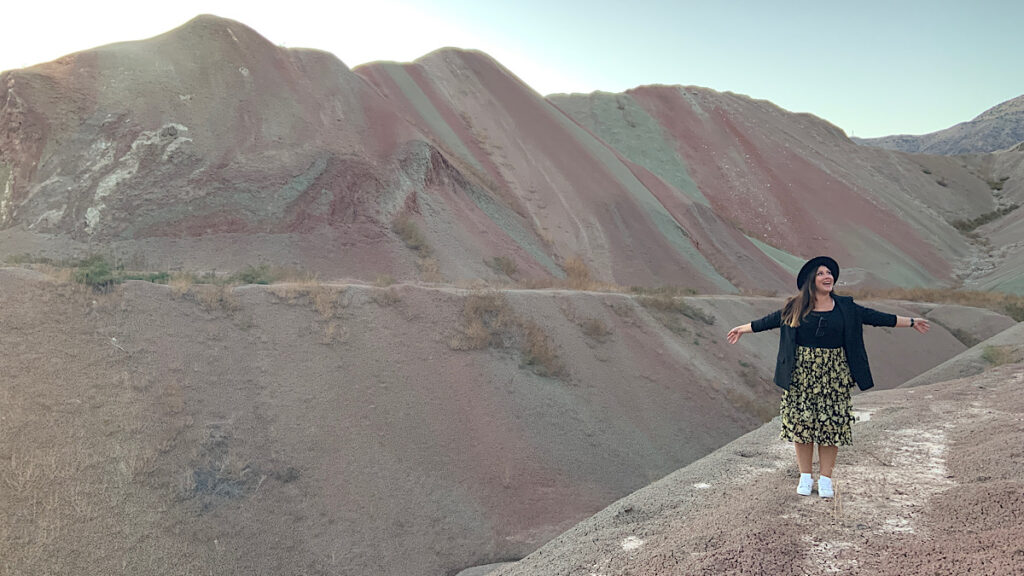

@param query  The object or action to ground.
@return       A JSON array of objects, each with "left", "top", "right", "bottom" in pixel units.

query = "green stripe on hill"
[{"left": 552, "top": 93, "right": 708, "bottom": 206}]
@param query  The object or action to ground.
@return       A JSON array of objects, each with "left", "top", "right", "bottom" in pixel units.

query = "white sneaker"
[
  {"left": 797, "top": 473, "right": 813, "bottom": 496},
  {"left": 818, "top": 476, "right": 834, "bottom": 498}
]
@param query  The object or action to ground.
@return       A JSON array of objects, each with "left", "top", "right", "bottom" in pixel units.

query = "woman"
[{"left": 726, "top": 256, "right": 930, "bottom": 498}]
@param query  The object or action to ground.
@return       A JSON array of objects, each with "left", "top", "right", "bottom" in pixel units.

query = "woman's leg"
[
  {"left": 795, "top": 442, "right": 814, "bottom": 473},
  {"left": 818, "top": 445, "right": 838, "bottom": 478}
]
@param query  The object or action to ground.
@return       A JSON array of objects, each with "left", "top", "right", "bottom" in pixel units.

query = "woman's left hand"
[{"left": 912, "top": 318, "right": 930, "bottom": 334}]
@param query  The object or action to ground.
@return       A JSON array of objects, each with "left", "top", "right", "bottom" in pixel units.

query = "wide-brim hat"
[{"left": 797, "top": 256, "right": 839, "bottom": 290}]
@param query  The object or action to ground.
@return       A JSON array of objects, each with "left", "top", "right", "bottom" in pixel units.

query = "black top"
[
  {"left": 795, "top": 307, "right": 845, "bottom": 349},
  {"left": 750, "top": 295, "right": 898, "bottom": 391}
]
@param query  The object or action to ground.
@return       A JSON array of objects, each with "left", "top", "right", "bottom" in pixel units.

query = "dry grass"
[
  {"left": 187, "top": 284, "right": 240, "bottom": 313},
  {"left": 845, "top": 287, "right": 1024, "bottom": 321},
  {"left": 980, "top": 345, "right": 1022, "bottom": 366},
  {"left": 310, "top": 287, "right": 337, "bottom": 318},
  {"left": 515, "top": 256, "right": 621, "bottom": 293},
  {"left": 450, "top": 292, "right": 517, "bottom": 350},
  {"left": 950, "top": 203, "right": 1019, "bottom": 234},
  {"left": 322, "top": 321, "right": 342, "bottom": 344},
  {"left": 417, "top": 257, "right": 444, "bottom": 283},
  {"left": 392, "top": 215, "right": 432, "bottom": 257},
  {"left": 450, "top": 291, "right": 567, "bottom": 379},
  {"left": 485, "top": 256, "right": 518, "bottom": 279},
  {"left": 514, "top": 276, "right": 558, "bottom": 290},
  {"left": 518, "top": 319, "right": 567, "bottom": 378},
  {"left": 580, "top": 317, "right": 612, "bottom": 343},
  {"left": 375, "top": 274, "right": 396, "bottom": 287},
  {"left": 21, "top": 263, "right": 78, "bottom": 286},
  {"left": 371, "top": 287, "right": 401, "bottom": 306},
  {"left": 563, "top": 255, "right": 592, "bottom": 290},
  {"left": 637, "top": 294, "right": 716, "bottom": 325},
  {"left": 169, "top": 271, "right": 196, "bottom": 296},
  {"left": 270, "top": 279, "right": 342, "bottom": 319},
  {"left": 629, "top": 285, "right": 698, "bottom": 297}
]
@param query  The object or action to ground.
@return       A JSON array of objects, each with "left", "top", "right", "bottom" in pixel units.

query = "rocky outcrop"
[{"left": 854, "top": 94, "right": 1024, "bottom": 155}]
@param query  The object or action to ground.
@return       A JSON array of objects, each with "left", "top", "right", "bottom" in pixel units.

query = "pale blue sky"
[{"left": 3, "top": 0, "right": 1021, "bottom": 137}]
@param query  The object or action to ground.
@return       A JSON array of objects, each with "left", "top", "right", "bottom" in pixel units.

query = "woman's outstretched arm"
[
  {"left": 726, "top": 323, "right": 753, "bottom": 344},
  {"left": 728, "top": 309, "right": 783, "bottom": 344},
  {"left": 858, "top": 303, "right": 930, "bottom": 334}
]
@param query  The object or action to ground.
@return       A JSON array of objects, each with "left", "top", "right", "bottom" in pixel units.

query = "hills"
[
  {"left": 0, "top": 268, "right": 1011, "bottom": 576},
  {"left": 853, "top": 95, "right": 1024, "bottom": 155},
  {"left": 1, "top": 14, "right": 1023, "bottom": 576},
  {"left": 2, "top": 15, "right": 1023, "bottom": 293}
]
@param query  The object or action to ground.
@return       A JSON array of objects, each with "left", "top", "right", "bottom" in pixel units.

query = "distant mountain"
[{"left": 853, "top": 95, "right": 1024, "bottom": 155}]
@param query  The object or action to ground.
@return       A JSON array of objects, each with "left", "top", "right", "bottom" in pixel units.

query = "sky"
[{"left": 2, "top": 0, "right": 1022, "bottom": 138}]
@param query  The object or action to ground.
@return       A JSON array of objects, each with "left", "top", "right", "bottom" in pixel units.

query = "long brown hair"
[{"left": 781, "top": 271, "right": 834, "bottom": 327}]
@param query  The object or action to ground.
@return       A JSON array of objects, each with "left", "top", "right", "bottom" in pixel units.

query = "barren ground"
[
  {"left": 488, "top": 364, "right": 1024, "bottom": 576},
  {"left": 0, "top": 267, "right": 1014, "bottom": 575}
]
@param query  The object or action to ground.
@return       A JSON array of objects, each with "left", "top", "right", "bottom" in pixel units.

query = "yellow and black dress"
[{"left": 779, "top": 306, "right": 855, "bottom": 446}]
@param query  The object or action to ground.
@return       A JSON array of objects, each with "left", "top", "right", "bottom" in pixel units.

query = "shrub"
[
  {"left": 980, "top": 345, "right": 1022, "bottom": 366},
  {"left": 485, "top": 256, "right": 518, "bottom": 278},
  {"left": 630, "top": 285, "right": 698, "bottom": 297},
  {"left": 121, "top": 271, "right": 171, "bottom": 284},
  {"left": 70, "top": 254, "right": 171, "bottom": 290},
  {"left": 563, "top": 255, "right": 591, "bottom": 290},
  {"left": 580, "top": 317, "right": 612, "bottom": 342},
  {"left": 450, "top": 292, "right": 515, "bottom": 350},
  {"left": 418, "top": 257, "right": 443, "bottom": 283},
  {"left": 637, "top": 295, "right": 716, "bottom": 325},
  {"left": 371, "top": 287, "right": 400, "bottom": 306},
  {"left": 73, "top": 255, "right": 116, "bottom": 288},
  {"left": 450, "top": 291, "right": 567, "bottom": 379},
  {"left": 169, "top": 272, "right": 197, "bottom": 296},
  {"left": 950, "top": 204, "right": 1020, "bottom": 234},
  {"left": 519, "top": 320, "right": 567, "bottom": 378},
  {"left": 231, "top": 264, "right": 275, "bottom": 285},
  {"left": 392, "top": 215, "right": 431, "bottom": 256},
  {"left": 190, "top": 285, "right": 239, "bottom": 313},
  {"left": 310, "top": 286, "right": 337, "bottom": 318},
  {"left": 271, "top": 281, "right": 340, "bottom": 319}
]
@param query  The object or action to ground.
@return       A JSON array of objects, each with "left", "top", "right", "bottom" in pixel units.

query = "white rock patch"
[
  {"left": 0, "top": 169, "right": 12, "bottom": 222},
  {"left": 85, "top": 123, "right": 191, "bottom": 233},
  {"left": 620, "top": 536, "right": 644, "bottom": 551},
  {"left": 852, "top": 409, "right": 873, "bottom": 422}
]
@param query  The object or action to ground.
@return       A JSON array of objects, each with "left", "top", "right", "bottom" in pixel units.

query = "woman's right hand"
[{"left": 726, "top": 324, "right": 750, "bottom": 344}]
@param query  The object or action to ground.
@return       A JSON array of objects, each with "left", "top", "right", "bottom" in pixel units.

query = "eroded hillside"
[
  {"left": 2, "top": 15, "right": 1021, "bottom": 293},
  {"left": 0, "top": 268, "right": 995, "bottom": 576}
]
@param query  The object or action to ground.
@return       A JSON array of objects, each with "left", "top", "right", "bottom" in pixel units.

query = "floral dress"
[{"left": 779, "top": 308, "right": 855, "bottom": 446}]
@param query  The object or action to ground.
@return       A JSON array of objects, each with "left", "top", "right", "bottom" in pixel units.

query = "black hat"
[{"left": 797, "top": 256, "right": 839, "bottom": 290}]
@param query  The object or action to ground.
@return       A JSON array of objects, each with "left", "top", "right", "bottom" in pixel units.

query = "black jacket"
[{"left": 750, "top": 294, "right": 897, "bottom": 391}]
